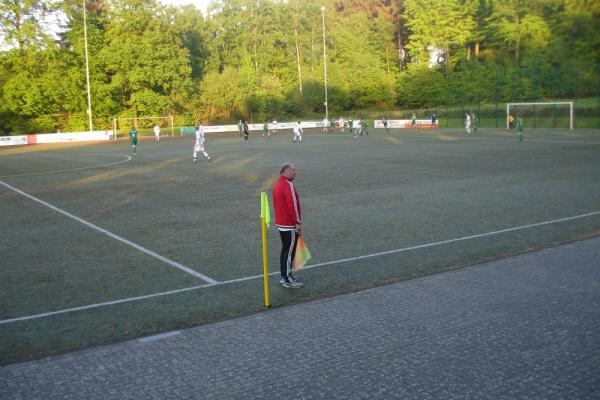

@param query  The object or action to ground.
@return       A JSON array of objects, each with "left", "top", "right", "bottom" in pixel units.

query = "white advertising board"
[
  {"left": 0, "top": 135, "right": 27, "bottom": 146},
  {"left": 202, "top": 121, "right": 324, "bottom": 133},
  {"left": 0, "top": 131, "right": 113, "bottom": 146},
  {"left": 374, "top": 120, "right": 437, "bottom": 128},
  {"left": 34, "top": 131, "right": 113, "bottom": 143},
  {"left": 203, "top": 125, "right": 238, "bottom": 133}
]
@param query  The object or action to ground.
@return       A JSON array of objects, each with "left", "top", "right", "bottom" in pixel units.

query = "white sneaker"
[
  {"left": 287, "top": 275, "right": 304, "bottom": 288},
  {"left": 280, "top": 277, "right": 291, "bottom": 288}
]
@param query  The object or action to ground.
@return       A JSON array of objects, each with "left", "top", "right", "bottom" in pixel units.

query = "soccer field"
[{"left": 1, "top": 127, "right": 600, "bottom": 365}]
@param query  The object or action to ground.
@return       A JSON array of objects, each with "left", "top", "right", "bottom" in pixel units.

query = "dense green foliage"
[{"left": 0, "top": 0, "right": 598, "bottom": 133}]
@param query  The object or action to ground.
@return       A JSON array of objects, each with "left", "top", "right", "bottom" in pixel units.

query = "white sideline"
[
  {"left": 1, "top": 210, "right": 599, "bottom": 325},
  {"left": 0, "top": 179, "right": 218, "bottom": 284},
  {"left": 0, "top": 285, "right": 210, "bottom": 325}
]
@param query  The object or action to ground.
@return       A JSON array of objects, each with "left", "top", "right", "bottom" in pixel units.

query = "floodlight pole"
[
  {"left": 83, "top": 0, "right": 93, "bottom": 132},
  {"left": 321, "top": 6, "right": 328, "bottom": 122}
]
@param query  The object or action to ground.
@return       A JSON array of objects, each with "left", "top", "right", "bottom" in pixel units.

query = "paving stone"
[{"left": 1, "top": 237, "right": 599, "bottom": 399}]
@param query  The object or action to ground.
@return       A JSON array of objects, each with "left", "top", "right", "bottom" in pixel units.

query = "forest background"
[{"left": 1, "top": 0, "right": 599, "bottom": 134}]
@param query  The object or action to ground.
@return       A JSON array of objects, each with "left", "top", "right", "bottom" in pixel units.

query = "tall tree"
[
  {"left": 2, "top": 0, "right": 600, "bottom": 133},
  {"left": 0, "top": 0, "right": 58, "bottom": 51},
  {"left": 172, "top": 4, "right": 209, "bottom": 82},
  {"left": 329, "top": 12, "right": 395, "bottom": 108},
  {"left": 98, "top": 0, "right": 193, "bottom": 116},
  {"left": 404, "top": 0, "right": 474, "bottom": 70},
  {"left": 486, "top": 0, "right": 551, "bottom": 65},
  {"left": 462, "top": 0, "right": 494, "bottom": 60}
]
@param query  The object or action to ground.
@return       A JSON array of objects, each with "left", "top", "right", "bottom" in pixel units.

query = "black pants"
[{"left": 279, "top": 230, "right": 299, "bottom": 277}]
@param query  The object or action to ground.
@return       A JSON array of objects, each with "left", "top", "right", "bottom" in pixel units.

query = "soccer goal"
[
  {"left": 112, "top": 116, "right": 175, "bottom": 140},
  {"left": 506, "top": 102, "right": 574, "bottom": 130}
]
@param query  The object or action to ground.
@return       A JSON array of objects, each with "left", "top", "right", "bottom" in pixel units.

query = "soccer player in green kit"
[
  {"left": 516, "top": 116, "right": 524, "bottom": 141},
  {"left": 472, "top": 113, "right": 479, "bottom": 134},
  {"left": 129, "top": 126, "right": 138, "bottom": 155},
  {"left": 237, "top": 120, "right": 243, "bottom": 137}
]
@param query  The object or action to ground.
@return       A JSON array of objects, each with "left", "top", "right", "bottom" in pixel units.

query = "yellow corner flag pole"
[{"left": 260, "top": 192, "right": 271, "bottom": 309}]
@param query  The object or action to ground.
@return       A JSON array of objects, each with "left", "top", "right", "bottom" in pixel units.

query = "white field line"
[
  {"left": 0, "top": 179, "right": 218, "bottom": 284},
  {"left": 138, "top": 331, "right": 181, "bottom": 343},
  {"left": 459, "top": 137, "right": 600, "bottom": 145},
  {"left": 0, "top": 285, "right": 210, "bottom": 325},
  {"left": 0, "top": 154, "right": 133, "bottom": 178},
  {"left": 1, "top": 210, "right": 599, "bottom": 325},
  {"left": 401, "top": 132, "right": 600, "bottom": 146}
]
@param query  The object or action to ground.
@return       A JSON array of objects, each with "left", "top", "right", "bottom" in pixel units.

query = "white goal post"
[
  {"left": 506, "top": 102, "right": 573, "bottom": 131},
  {"left": 112, "top": 116, "right": 175, "bottom": 140}
]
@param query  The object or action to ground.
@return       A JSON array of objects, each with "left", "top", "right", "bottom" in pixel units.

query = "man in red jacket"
[{"left": 272, "top": 163, "right": 304, "bottom": 288}]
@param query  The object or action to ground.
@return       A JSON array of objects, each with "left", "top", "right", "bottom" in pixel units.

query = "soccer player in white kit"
[
  {"left": 465, "top": 112, "right": 472, "bottom": 134},
  {"left": 153, "top": 125, "right": 160, "bottom": 142},
  {"left": 193, "top": 125, "right": 211, "bottom": 163},
  {"left": 272, "top": 119, "right": 278, "bottom": 135},
  {"left": 292, "top": 121, "right": 303, "bottom": 143},
  {"left": 353, "top": 118, "right": 361, "bottom": 137}
]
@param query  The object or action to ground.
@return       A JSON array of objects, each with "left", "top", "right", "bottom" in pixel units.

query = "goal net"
[
  {"left": 112, "top": 116, "right": 174, "bottom": 140},
  {"left": 506, "top": 102, "right": 573, "bottom": 130}
]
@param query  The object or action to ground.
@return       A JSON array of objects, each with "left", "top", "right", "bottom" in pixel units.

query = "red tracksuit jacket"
[{"left": 272, "top": 175, "right": 301, "bottom": 230}]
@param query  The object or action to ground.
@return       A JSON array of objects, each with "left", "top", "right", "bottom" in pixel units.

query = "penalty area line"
[
  {"left": 1, "top": 209, "right": 599, "bottom": 325},
  {"left": 0, "top": 179, "right": 218, "bottom": 285},
  {"left": 0, "top": 154, "right": 133, "bottom": 178}
]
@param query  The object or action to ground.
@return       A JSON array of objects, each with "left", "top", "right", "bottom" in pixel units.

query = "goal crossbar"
[
  {"left": 112, "top": 116, "right": 175, "bottom": 139},
  {"left": 506, "top": 102, "right": 573, "bottom": 131}
]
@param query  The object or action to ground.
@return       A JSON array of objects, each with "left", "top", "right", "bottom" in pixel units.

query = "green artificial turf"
[{"left": 1, "top": 127, "right": 599, "bottom": 364}]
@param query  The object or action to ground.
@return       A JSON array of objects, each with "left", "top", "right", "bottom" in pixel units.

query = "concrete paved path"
[{"left": 2, "top": 237, "right": 599, "bottom": 399}]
